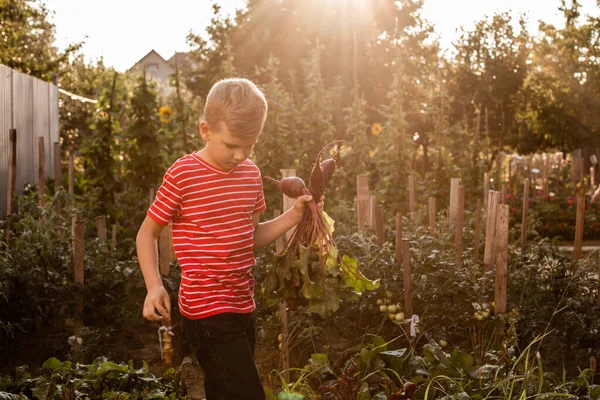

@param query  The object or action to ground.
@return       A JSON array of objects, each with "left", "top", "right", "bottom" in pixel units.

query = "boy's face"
[{"left": 199, "top": 121, "right": 258, "bottom": 171}]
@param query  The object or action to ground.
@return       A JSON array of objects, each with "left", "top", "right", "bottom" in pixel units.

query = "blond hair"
[{"left": 203, "top": 78, "right": 268, "bottom": 138}]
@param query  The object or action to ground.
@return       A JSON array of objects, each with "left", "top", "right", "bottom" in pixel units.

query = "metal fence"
[{"left": 1, "top": 64, "right": 59, "bottom": 218}]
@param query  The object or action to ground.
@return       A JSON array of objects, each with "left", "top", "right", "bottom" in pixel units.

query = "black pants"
[{"left": 184, "top": 311, "right": 266, "bottom": 400}]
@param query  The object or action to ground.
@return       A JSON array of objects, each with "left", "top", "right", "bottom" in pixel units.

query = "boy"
[{"left": 136, "top": 78, "right": 315, "bottom": 399}]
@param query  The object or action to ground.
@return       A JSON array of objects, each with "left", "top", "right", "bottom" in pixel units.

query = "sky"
[{"left": 45, "top": 0, "right": 600, "bottom": 72}]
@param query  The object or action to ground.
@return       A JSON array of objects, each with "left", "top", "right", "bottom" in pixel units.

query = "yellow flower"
[
  {"left": 159, "top": 106, "right": 172, "bottom": 123},
  {"left": 371, "top": 122, "right": 383, "bottom": 136}
]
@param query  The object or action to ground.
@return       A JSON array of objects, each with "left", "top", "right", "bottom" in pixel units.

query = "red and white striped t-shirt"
[{"left": 147, "top": 152, "right": 266, "bottom": 319}]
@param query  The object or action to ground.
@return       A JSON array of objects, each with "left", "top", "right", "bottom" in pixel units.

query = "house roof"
[{"left": 132, "top": 49, "right": 168, "bottom": 67}]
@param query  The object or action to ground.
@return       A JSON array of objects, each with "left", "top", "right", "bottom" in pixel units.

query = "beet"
[{"left": 264, "top": 176, "right": 306, "bottom": 198}]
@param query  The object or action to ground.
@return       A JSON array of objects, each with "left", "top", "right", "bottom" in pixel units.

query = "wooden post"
[
  {"left": 54, "top": 142, "right": 62, "bottom": 214},
  {"left": 521, "top": 179, "right": 530, "bottom": 245},
  {"left": 428, "top": 197, "right": 436, "bottom": 236},
  {"left": 580, "top": 156, "right": 585, "bottom": 183},
  {"left": 402, "top": 239, "right": 413, "bottom": 318},
  {"left": 159, "top": 227, "right": 171, "bottom": 275},
  {"left": 374, "top": 204, "right": 385, "bottom": 245},
  {"left": 95, "top": 215, "right": 107, "bottom": 241},
  {"left": 5, "top": 129, "right": 17, "bottom": 244},
  {"left": 483, "top": 173, "right": 489, "bottom": 209},
  {"left": 38, "top": 137, "right": 46, "bottom": 226},
  {"left": 573, "top": 192, "right": 585, "bottom": 261},
  {"left": 68, "top": 149, "right": 74, "bottom": 198},
  {"left": 275, "top": 210, "right": 291, "bottom": 383},
  {"left": 450, "top": 178, "right": 460, "bottom": 219},
  {"left": 494, "top": 205, "right": 509, "bottom": 314},
  {"left": 543, "top": 156, "right": 549, "bottom": 197},
  {"left": 279, "top": 300, "right": 291, "bottom": 384},
  {"left": 571, "top": 152, "right": 579, "bottom": 186},
  {"left": 501, "top": 183, "right": 508, "bottom": 205},
  {"left": 369, "top": 195, "right": 376, "bottom": 228},
  {"left": 528, "top": 157, "right": 534, "bottom": 186},
  {"left": 455, "top": 186, "right": 465, "bottom": 267},
  {"left": 357, "top": 174, "right": 370, "bottom": 233},
  {"left": 496, "top": 152, "right": 503, "bottom": 186},
  {"left": 483, "top": 191, "right": 502, "bottom": 272},
  {"left": 395, "top": 213, "right": 403, "bottom": 265},
  {"left": 7, "top": 129, "right": 17, "bottom": 216},
  {"left": 281, "top": 169, "right": 297, "bottom": 240},
  {"left": 408, "top": 174, "right": 416, "bottom": 223},
  {"left": 111, "top": 224, "right": 117, "bottom": 251},
  {"left": 591, "top": 166, "right": 595, "bottom": 187},
  {"left": 72, "top": 218, "right": 85, "bottom": 336},
  {"left": 474, "top": 199, "right": 482, "bottom": 263}
]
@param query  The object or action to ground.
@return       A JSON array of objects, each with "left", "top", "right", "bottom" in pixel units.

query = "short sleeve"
[
  {"left": 253, "top": 170, "right": 267, "bottom": 214},
  {"left": 148, "top": 166, "right": 183, "bottom": 226}
]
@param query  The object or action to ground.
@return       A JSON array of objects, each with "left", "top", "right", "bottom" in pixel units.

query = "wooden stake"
[
  {"left": 279, "top": 301, "right": 291, "bottom": 384},
  {"left": 483, "top": 173, "right": 489, "bottom": 209},
  {"left": 402, "top": 239, "right": 413, "bottom": 318},
  {"left": 111, "top": 224, "right": 117, "bottom": 251},
  {"left": 281, "top": 169, "right": 297, "bottom": 240},
  {"left": 494, "top": 205, "right": 509, "bottom": 314},
  {"left": 455, "top": 186, "right": 465, "bottom": 267},
  {"left": 395, "top": 213, "right": 403, "bottom": 265},
  {"left": 72, "top": 218, "right": 85, "bottom": 336},
  {"left": 7, "top": 129, "right": 17, "bottom": 217},
  {"left": 38, "top": 137, "right": 46, "bottom": 227},
  {"left": 95, "top": 215, "right": 107, "bottom": 241},
  {"left": 580, "top": 156, "right": 585, "bottom": 183},
  {"left": 374, "top": 204, "right": 385, "bottom": 246},
  {"left": 591, "top": 166, "right": 595, "bottom": 187},
  {"left": 357, "top": 174, "right": 370, "bottom": 233},
  {"left": 54, "top": 142, "right": 62, "bottom": 214},
  {"left": 408, "top": 175, "right": 416, "bottom": 223},
  {"left": 68, "top": 149, "right": 74, "bottom": 198},
  {"left": 450, "top": 178, "right": 460, "bottom": 219},
  {"left": 159, "top": 226, "right": 170, "bottom": 275},
  {"left": 428, "top": 197, "right": 436, "bottom": 236},
  {"left": 573, "top": 192, "right": 585, "bottom": 261},
  {"left": 275, "top": 208, "right": 290, "bottom": 383},
  {"left": 543, "top": 156, "right": 549, "bottom": 197},
  {"left": 474, "top": 199, "right": 482, "bottom": 263},
  {"left": 521, "top": 179, "right": 530, "bottom": 245},
  {"left": 496, "top": 152, "right": 503, "bottom": 185},
  {"left": 369, "top": 195, "right": 376, "bottom": 228},
  {"left": 501, "top": 183, "right": 508, "bottom": 205},
  {"left": 483, "top": 191, "right": 501, "bottom": 272}
]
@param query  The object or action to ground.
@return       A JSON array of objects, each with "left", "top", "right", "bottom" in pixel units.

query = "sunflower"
[
  {"left": 371, "top": 122, "right": 383, "bottom": 136},
  {"left": 159, "top": 106, "right": 172, "bottom": 123}
]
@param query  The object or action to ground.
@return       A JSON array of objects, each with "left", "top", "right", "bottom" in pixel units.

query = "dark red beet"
[
  {"left": 264, "top": 176, "right": 306, "bottom": 198},
  {"left": 320, "top": 158, "right": 336, "bottom": 186},
  {"left": 308, "top": 140, "right": 344, "bottom": 199}
]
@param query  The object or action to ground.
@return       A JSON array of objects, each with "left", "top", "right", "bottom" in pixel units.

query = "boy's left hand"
[{"left": 292, "top": 195, "right": 325, "bottom": 218}]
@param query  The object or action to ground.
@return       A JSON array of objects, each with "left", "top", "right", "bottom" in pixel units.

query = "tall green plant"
[
  {"left": 79, "top": 71, "right": 122, "bottom": 218},
  {"left": 125, "top": 72, "right": 164, "bottom": 193}
]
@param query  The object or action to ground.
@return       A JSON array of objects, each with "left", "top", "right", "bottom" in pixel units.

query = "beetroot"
[{"left": 264, "top": 176, "right": 306, "bottom": 199}]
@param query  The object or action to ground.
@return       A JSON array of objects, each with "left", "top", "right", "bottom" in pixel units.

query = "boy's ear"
[{"left": 199, "top": 121, "right": 210, "bottom": 141}]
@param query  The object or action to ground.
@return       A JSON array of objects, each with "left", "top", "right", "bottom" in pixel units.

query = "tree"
[
  {"left": 0, "top": 0, "right": 79, "bottom": 81},
  {"left": 448, "top": 12, "right": 531, "bottom": 159},
  {"left": 516, "top": 0, "right": 600, "bottom": 152}
]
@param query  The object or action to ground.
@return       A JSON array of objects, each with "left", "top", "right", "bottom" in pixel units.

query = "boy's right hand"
[{"left": 143, "top": 285, "right": 171, "bottom": 323}]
